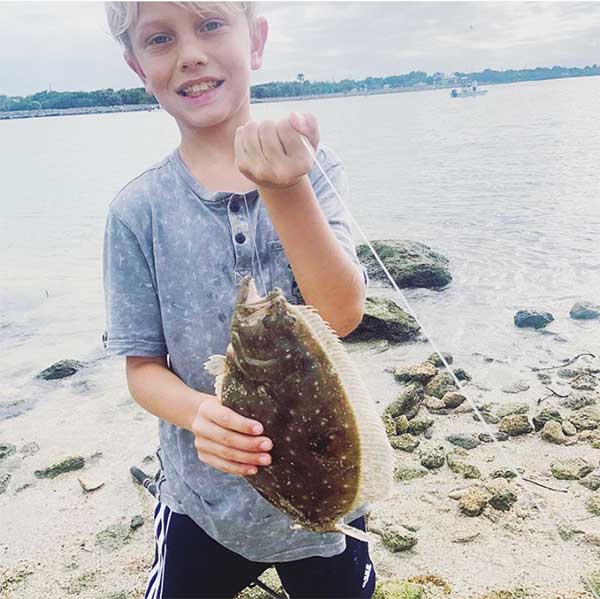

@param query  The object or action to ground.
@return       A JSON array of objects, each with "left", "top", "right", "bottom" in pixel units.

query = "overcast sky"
[{"left": 1, "top": 1, "right": 600, "bottom": 97}]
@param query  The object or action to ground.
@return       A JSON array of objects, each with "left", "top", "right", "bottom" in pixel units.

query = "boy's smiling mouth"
[{"left": 177, "top": 79, "right": 224, "bottom": 98}]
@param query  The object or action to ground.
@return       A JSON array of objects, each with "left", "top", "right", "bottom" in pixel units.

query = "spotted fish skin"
[{"left": 206, "top": 276, "right": 393, "bottom": 534}]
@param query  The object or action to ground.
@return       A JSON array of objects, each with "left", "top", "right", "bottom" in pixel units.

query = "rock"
[
  {"left": 0, "top": 472, "right": 11, "bottom": 494},
  {"left": 446, "top": 448, "right": 481, "bottom": 479},
  {"left": 514, "top": 309, "right": 554, "bottom": 329},
  {"left": 498, "top": 414, "right": 533, "bottom": 436},
  {"left": 36, "top": 359, "right": 86, "bottom": 380},
  {"left": 389, "top": 434, "right": 420, "bottom": 453},
  {"left": 473, "top": 410, "right": 500, "bottom": 425},
  {"left": 562, "top": 421, "right": 577, "bottom": 436},
  {"left": 19, "top": 441, "right": 40, "bottom": 456},
  {"left": 423, "top": 395, "right": 446, "bottom": 411},
  {"left": 586, "top": 494, "right": 600, "bottom": 516},
  {"left": 453, "top": 402, "right": 474, "bottom": 415},
  {"left": 569, "top": 407, "right": 600, "bottom": 431},
  {"left": 459, "top": 487, "right": 489, "bottom": 516},
  {"left": 491, "top": 468, "right": 517, "bottom": 480},
  {"left": 423, "top": 427, "right": 434, "bottom": 440},
  {"left": 380, "top": 525, "right": 418, "bottom": 552},
  {"left": 394, "top": 465, "right": 429, "bottom": 481},
  {"left": 130, "top": 515, "right": 144, "bottom": 530},
  {"left": 425, "top": 372, "right": 457, "bottom": 399},
  {"left": 34, "top": 456, "right": 85, "bottom": 479},
  {"left": 479, "top": 432, "right": 510, "bottom": 443},
  {"left": 0, "top": 443, "right": 17, "bottom": 460},
  {"left": 579, "top": 471, "right": 600, "bottom": 491},
  {"left": 560, "top": 393, "right": 597, "bottom": 411},
  {"left": 345, "top": 296, "right": 420, "bottom": 342},
  {"left": 95, "top": 524, "right": 132, "bottom": 552},
  {"left": 570, "top": 301, "right": 600, "bottom": 320},
  {"left": 532, "top": 409, "right": 563, "bottom": 431},
  {"left": 501, "top": 381, "right": 530, "bottom": 394},
  {"left": 583, "top": 533, "right": 600, "bottom": 546},
  {"left": 446, "top": 434, "right": 481, "bottom": 450},
  {"left": 541, "top": 421, "right": 567, "bottom": 445},
  {"left": 453, "top": 368, "right": 472, "bottom": 381},
  {"left": 398, "top": 383, "right": 425, "bottom": 420},
  {"left": 550, "top": 458, "right": 593, "bottom": 480},
  {"left": 427, "top": 352, "right": 453, "bottom": 367},
  {"left": 393, "top": 362, "right": 437, "bottom": 384},
  {"left": 451, "top": 530, "right": 481, "bottom": 543},
  {"left": 442, "top": 391, "right": 466, "bottom": 409},
  {"left": 78, "top": 477, "right": 105, "bottom": 492},
  {"left": 419, "top": 446, "right": 445, "bottom": 470},
  {"left": 407, "top": 417, "right": 434, "bottom": 436},
  {"left": 572, "top": 374, "right": 597, "bottom": 391},
  {"left": 395, "top": 415, "right": 409, "bottom": 435},
  {"left": 485, "top": 479, "right": 517, "bottom": 511},
  {"left": 356, "top": 239, "right": 452, "bottom": 289},
  {"left": 558, "top": 522, "right": 586, "bottom": 541},
  {"left": 382, "top": 413, "right": 396, "bottom": 437},
  {"left": 373, "top": 579, "right": 424, "bottom": 599},
  {"left": 496, "top": 401, "right": 529, "bottom": 419}
]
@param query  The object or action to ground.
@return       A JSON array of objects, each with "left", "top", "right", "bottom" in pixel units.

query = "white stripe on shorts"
[{"left": 145, "top": 502, "right": 171, "bottom": 599}]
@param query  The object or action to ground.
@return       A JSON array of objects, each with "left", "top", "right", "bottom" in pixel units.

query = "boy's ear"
[
  {"left": 124, "top": 51, "right": 153, "bottom": 95},
  {"left": 250, "top": 17, "right": 268, "bottom": 70}
]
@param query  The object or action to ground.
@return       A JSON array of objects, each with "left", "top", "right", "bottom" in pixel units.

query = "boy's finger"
[
  {"left": 288, "top": 112, "right": 319, "bottom": 151},
  {"left": 206, "top": 401, "right": 264, "bottom": 435},
  {"left": 195, "top": 437, "right": 271, "bottom": 467},
  {"left": 198, "top": 420, "right": 272, "bottom": 452},
  {"left": 259, "top": 120, "right": 286, "bottom": 161}
]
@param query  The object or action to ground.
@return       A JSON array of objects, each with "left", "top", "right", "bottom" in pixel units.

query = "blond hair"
[{"left": 105, "top": 2, "right": 257, "bottom": 53}]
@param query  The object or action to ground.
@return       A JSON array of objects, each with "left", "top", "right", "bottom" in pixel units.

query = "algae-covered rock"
[
  {"left": 459, "top": 487, "right": 489, "bottom": 516},
  {"left": 514, "top": 309, "right": 554, "bottom": 329},
  {"left": 491, "top": 468, "right": 517, "bottom": 480},
  {"left": 427, "top": 352, "right": 453, "bottom": 368},
  {"left": 498, "top": 414, "right": 533, "bottom": 436},
  {"left": 356, "top": 239, "right": 451, "bottom": 289},
  {"left": 446, "top": 448, "right": 481, "bottom": 479},
  {"left": 569, "top": 407, "right": 600, "bottom": 431},
  {"left": 346, "top": 296, "right": 420, "bottom": 342},
  {"left": 382, "top": 412, "right": 396, "bottom": 437},
  {"left": 385, "top": 384, "right": 425, "bottom": 421},
  {"left": 95, "top": 524, "right": 132, "bottom": 552},
  {"left": 447, "top": 434, "right": 480, "bottom": 450},
  {"left": 390, "top": 434, "right": 420, "bottom": 453},
  {"left": 485, "top": 479, "right": 517, "bottom": 511},
  {"left": 442, "top": 391, "right": 466, "bottom": 409},
  {"left": 393, "top": 464, "right": 430, "bottom": 482},
  {"left": 36, "top": 359, "right": 86, "bottom": 380},
  {"left": 570, "top": 301, "right": 600, "bottom": 320},
  {"left": 425, "top": 372, "right": 457, "bottom": 399},
  {"left": 540, "top": 420, "right": 566, "bottom": 445},
  {"left": 381, "top": 525, "right": 418, "bottom": 552},
  {"left": 0, "top": 443, "right": 16, "bottom": 460},
  {"left": 550, "top": 457, "right": 593, "bottom": 480},
  {"left": 419, "top": 445, "right": 445, "bottom": 470},
  {"left": 580, "top": 471, "right": 600, "bottom": 491},
  {"left": 373, "top": 579, "right": 424, "bottom": 599},
  {"left": 532, "top": 408, "right": 563, "bottom": 431},
  {"left": 500, "top": 381, "right": 530, "bottom": 394},
  {"left": 496, "top": 401, "right": 529, "bottom": 419},
  {"left": 407, "top": 417, "right": 434, "bottom": 436},
  {"left": 560, "top": 393, "right": 597, "bottom": 411},
  {"left": 34, "top": 456, "right": 85, "bottom": 479},
  {"left": 586, "top": 494, "right": 600, "bottom": 516},
  {"left": 393, "top": 362, "right": 437, "bottom": 384}
]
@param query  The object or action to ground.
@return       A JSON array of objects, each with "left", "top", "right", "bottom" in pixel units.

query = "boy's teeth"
[{"left": 182, "top": 81, "right": 219, "bottom": 96}]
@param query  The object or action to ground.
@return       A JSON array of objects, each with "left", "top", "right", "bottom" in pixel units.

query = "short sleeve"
[
  {"left": 309, "top": 146, "right": 369, "bottom": 288},
  {"left": 102, "top": 208, "right": 168, "bottom": 357}
]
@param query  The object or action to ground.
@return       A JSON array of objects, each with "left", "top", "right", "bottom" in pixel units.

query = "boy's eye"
[
  {"left": 148, "top": 34, "right": 171, "bottom": 46},
  {"left": 200, "top": 20, "right": 223, "bottom": 33}
]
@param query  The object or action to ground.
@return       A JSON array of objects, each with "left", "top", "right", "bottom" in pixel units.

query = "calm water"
[{"left": 1, "top": 75, "right": 599, "bottom": 400}]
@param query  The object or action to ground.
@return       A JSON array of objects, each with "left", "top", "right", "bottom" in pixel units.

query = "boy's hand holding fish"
[
  {"left": 234, "top": 111, "right": 319, "bottom": 190},
  {"left": 191, "top": 395, "right": 273, "bottom": 477}
]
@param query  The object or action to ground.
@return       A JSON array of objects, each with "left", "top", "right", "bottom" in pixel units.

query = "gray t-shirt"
[{"left": 102, "top": 145, "right": 369, "bottom": 562}]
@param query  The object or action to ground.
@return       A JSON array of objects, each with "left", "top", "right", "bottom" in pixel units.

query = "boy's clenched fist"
[{"left": 234, "top": 111, "right": 319, "bottom": 190}]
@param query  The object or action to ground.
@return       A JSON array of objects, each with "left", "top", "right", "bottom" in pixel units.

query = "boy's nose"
[{"left": 178, "top": 40, "right": 209, "bottom": 71}]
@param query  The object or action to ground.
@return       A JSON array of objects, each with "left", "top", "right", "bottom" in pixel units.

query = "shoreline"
[{"left": 3, "top": 75, "right": 598, "bottom": 121}]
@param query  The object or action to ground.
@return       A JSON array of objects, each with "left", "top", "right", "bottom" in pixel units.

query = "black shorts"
[{"left": 145, "top": 501, "right": 376, "bottom": 599}]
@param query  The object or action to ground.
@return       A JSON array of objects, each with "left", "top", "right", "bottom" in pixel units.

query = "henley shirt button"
[
  {"left": 230, "top": 200, "right": 240, "bottom": 213},
  {"left": 235, "top": 233, "right": 246, "bottom": 244}
]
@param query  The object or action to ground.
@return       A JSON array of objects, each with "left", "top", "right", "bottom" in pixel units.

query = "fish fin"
[
  {"left": 289, "top": 523, "right": 303, "bottom": 530},
  {"left": 204, "top": 355, "right": 226, "bottom": 398},
  {"left": 335, "top": 524, "right": 377, "bottom": 544}
]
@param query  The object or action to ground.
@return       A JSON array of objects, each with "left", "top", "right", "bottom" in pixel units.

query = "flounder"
[{"left": 205, "top": 276, "right": 394, "bottom": 542}]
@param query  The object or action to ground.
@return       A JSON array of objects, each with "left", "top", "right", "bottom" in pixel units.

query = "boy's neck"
[{"left": 177, "top": 109, "right": 256, "bottom": 194}]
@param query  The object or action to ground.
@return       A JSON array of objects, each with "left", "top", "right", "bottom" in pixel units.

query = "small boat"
[{"left": 450, "top": 80, "right": 487, "bottom": 98}]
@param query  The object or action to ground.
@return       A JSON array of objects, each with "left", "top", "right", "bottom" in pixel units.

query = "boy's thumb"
[{"left": 290, "top": 111, "right": 307, "bottom": 131}]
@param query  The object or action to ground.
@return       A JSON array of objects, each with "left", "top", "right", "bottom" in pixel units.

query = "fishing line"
[
  {"left": 299, "top": 136, "right": 600, "bottom": 598},
  {"left": 241, "top": 192, "right": 268, "bottom": 297}
]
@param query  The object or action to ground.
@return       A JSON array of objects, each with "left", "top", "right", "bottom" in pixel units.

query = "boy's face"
[{"left": 126, "top": 2, "right": 267, "bottom": 132}]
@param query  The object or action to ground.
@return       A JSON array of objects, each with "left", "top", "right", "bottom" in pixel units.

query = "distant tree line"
[{"left": 2, "top": 64, "right": 599, "bottom": 112}]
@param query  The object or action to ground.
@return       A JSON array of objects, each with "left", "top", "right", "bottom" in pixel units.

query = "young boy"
[{"left": 103, "top": 3, "right": 374, "bottom": 597}]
